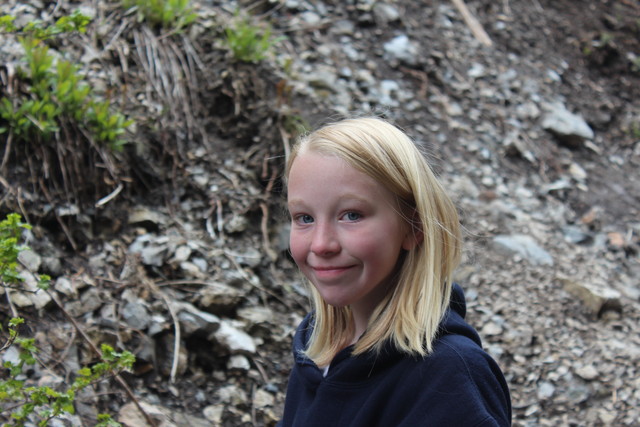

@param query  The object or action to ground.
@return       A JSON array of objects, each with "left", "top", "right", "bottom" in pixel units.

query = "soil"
[{"left": 1, "top": 0, "right": 639, "bottom": 426}]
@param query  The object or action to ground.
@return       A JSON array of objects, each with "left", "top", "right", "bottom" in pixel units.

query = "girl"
[{"left": 279, "top": 117, "right": 511, "bottom": 426}]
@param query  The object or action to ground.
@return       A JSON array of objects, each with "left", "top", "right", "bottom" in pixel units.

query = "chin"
[{"left": 318, "top": 292, "right": 352, "bottom": 308}]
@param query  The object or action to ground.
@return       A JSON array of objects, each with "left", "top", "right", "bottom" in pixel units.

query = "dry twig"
[
  {"left": 451, "top": 0, "right": 493, "bottom": 47},
  {"left": 46, "top": 290, "right": 157, "bottom": 427},
  {"left": 146, "top": 280, "right": 182, "bottom": 384},
  {"left": 39, "top": 179, "right": 77, "bottom": 251}
]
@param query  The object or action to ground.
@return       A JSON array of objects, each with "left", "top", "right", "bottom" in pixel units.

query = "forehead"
[{"left": 287, "top": 150, "right": 396, "bottom": 205}]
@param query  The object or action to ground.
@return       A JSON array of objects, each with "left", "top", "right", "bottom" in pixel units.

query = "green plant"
[
  {"left": 224, "top": 13, "right": 284, "bottom": 63},
  {"left": 281, "top": 113, "right": 309, "bottom": 137},
  {"left": 0, "top": 11, "right": 133, "bottom": 151},
  {"left": 0, "top": 10, "right": 90, "bottom": 40},
  {"left": 583, "top": 32, "right": 616, "bottom": 57},
  {"left": 0, "top": 213, "right": 135, "bottom": 426},
  {"left": 1, "top": 329, "right": 133, "bottom": 426},
  {"left": 0, "top": 214, "right": 31, "bottom": 287},
  {"left": 122, "top": 0, "right": 197, "bottom": 30}
]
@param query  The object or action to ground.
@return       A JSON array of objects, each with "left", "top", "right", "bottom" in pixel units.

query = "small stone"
[
  {"left": 198, "top": 282, "right": 243, "bottom": 314},
  {"left": 597, "top": 409, "right": 616, "bottom": 424},
  {"left": 253, "top": 389, "right": 275, "bottom": 409},
  {"left": 606, "top": 232, "right": 626, "bottom": 249},
  {"left": 216, "top": 384, "right": 248, "bottom": 406},
  {"left": 54, "top": 277, "right": 78, "bottom": 298},
  {"left": 373, "top": 4, "right": 400, "bottom": 24},
  {"left": 18, "top": 249, "right": 41, "bottom": 272},
  {"left": 225, "top": 215, "right": 249, "bottom": 234},
  {"left": 174, "top": 301, "right": 220, "bottom": 334},
  {"left": 542, "top": 102, "right": 594, "bottom": 147},
  {"left": 575, "top": 364, "right": 599, "bottom": 381},
  {"left": 568, "top": 163, "right": 588, "bottom": 182},
  {"left": 561, "top": 225, "right": 592, "bottom": 245},
  {"left": 214, "top": 320, "right": 257, "bottom": 354},
  {"left": 2, "top": 346, "right": 20, "bottom": 366},
  {"left": 128, "top": 207, "right": 168, "bottom": 229},
  {"left": 227, "top": 354, "right": 251, "bottom": 371},
  {"left": 468, "top": 63, "right": 486, "bottom": 79},
  {"left": 537, "top": 381, "right": 555, "bottom": 400},
  {"left": 492, "top": 234, "right": 554, "bottom": 266},
  {"left": 173, "top": 245, "right": 192, "bottom": 263},
  {"left": 203, "top": 404, "right": 224, "bottom": 423},
  {"left": 383, "top": 35, "right": 419, "bottom": 67},
  {"left": 237, "top": 306, "right": 275, "bottom": 325},
  {"left": 122, "top": 300, "right": 151, "bottom": 331},
  {"left": 567, "top": 383, "right": 591, "bottom": 404},
  {"left": 481, "top": 321, "right": 503, "bottom": 336},
  {"left": 560, "top": 277, "right": 622, "bottom": 317},
  {"left": 233, "top": 247, "right": 262, "bottom": 269}
]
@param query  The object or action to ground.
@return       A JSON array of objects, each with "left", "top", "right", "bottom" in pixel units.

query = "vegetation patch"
[
  {"left": 0, "top": 11, "right": 132, "bottom": 226},
  {"left": 0, "top": 214, "right": 135, "bottom": 426}
]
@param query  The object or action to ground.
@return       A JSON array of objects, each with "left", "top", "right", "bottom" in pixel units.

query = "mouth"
[{"left": 310, "top": 265, "right": 353, "bottom": 279}]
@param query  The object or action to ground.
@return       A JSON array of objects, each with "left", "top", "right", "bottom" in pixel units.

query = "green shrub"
[
  {"left": 0, "top": 11, "right": 133, "bottom": 151},
  {"left": 122, "top": 0, "right": 197, "bottom": 30},
  {"left": 225, "top": 13, "right": 284, "bottom": 63},
  {"left": 0, "top": 213, "right": 135, "bottom": 426},
  {"left": 0, "top": 214, "right": 31, "bottom": 287}
]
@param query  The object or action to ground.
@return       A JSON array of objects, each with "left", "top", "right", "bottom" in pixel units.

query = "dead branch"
[
  {"left": 146, "top": 280, "right": 181, "bottom": 384},
  {"left": 95, "top": 183, "right": 124, "bottom": 208},
  {"left": 223, "top": 250, "right": 291, "bottom": 308},
  {"left": 1, "top": 131, "right": 13, "bottom": 173},
  {"left": 451, "top": 0, "right": 493, "bottom": 47},
  {"left": 39, "top": 179, "right": 78, "bottom": 251},
  {"left": 259, "top": 163, "right": 279, "bottom": 262},
  {"left": 47, "top": 290, "right": 158, "bottom": 427}
]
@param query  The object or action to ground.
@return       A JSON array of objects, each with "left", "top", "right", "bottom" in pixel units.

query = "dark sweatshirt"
[{"left": 278, "top": 284, "right": 512, "bottom": 426}]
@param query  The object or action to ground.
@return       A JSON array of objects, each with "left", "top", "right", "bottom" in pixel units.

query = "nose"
[{"left": 310, "top": 222, "right": 340, "bottom": 256}]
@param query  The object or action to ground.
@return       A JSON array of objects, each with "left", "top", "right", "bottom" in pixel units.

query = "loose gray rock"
[
  {"left": 492, "top": 234, "right": 554, "bottom": 266},
  {"left": 122, "top": 300, "right": 152, "bottom": 331},
  {"left": 560, "top": 277, "right": 622, "bottom": 317},
  {"left": 213, "top": 319, "right": 257, "bottom": 354},
  {"left": 18, "top": 249, "right": 41, "bottom": 272},
  {"left": 383, "top": 35, "right": 419, "bottom": 67},
  {"left": 542, "top": 102, "right": 594, "bottom": 146}
]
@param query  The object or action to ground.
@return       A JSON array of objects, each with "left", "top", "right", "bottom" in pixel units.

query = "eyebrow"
[{"left": 287, "top": 193, "right": 371, "bottom": 208}]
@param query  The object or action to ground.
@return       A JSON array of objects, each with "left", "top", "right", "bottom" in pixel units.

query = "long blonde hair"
[{"left": 285, "top": 117, "right": 461, "bottom": 366}]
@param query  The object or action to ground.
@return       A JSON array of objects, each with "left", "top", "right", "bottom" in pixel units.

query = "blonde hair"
[{"left": 285, "top": 117, "right": 462, "bottom": 367}]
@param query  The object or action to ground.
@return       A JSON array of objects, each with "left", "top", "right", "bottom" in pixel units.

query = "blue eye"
[
  {"left": 343, "top": 212, "right": 361, "bottom": 221},
  {"left": 296, "top": 214, "right": 314, "bottom": 224}
]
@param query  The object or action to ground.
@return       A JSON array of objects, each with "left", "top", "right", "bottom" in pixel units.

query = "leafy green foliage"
[
  {"left": 225, "top": 14, "right": 284, "bottom": 63},
  {"left": 0, "top": 11, "right": 133, "bottom": 150},
  {"left": 0, "top": 214, "right": 135, "bottom": 426},
  {"left": 0, "top": 10, "right": 90, "bottom": 40},
  {"left": 0, "top": 214, "right": 30, "bottom": 286},
  {"left": 1, "top": 327, "right": 133, "bottom": 426},
  {"left": 87, "top": 100, "right": 134, "bottom": 151},
  {"left": 122, "top": 0, "right": 197, "bottom": 30}
]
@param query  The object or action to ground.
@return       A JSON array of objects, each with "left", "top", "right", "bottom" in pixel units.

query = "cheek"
[
  {"left": 288, "top": 230, "right": 307, "bottom": 264},
  {"left": 354, "top": 232, "right": 403, "bottom": 266}
]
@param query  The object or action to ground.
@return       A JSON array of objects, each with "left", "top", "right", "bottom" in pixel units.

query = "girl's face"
[{"left": 287, "top": 150, "right": 416, "bottom": 315}]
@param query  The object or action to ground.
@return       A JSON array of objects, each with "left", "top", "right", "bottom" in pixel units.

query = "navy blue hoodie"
[{"left": 278, "top": 284, "right": 511, "bottom": 426}]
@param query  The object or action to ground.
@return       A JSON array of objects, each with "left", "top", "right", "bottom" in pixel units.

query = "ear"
[
  {"left": 402, "top": 228, "right": 423, "bottom": 251},
  {"left": 402, "top": 214, "right": 424, "bottom": 251}
]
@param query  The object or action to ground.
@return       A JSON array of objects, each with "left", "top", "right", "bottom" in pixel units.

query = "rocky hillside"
[{"left": 1, "top": 0, "right": 639, "bottom": 426}]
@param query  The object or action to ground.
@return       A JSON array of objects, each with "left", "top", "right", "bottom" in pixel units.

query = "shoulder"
[
  {"left": 406, "top": 334, "right": 499, "bottom": 390},
  {"left": 432, "top": 333, "right": 497, "bottom": 371},
  {"left": 407, "top": 335, "right": 512, "bottom": 425}
]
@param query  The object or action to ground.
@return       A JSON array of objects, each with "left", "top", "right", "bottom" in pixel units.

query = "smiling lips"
[{"left": 310, "top": 265, "right": 354, "bottom": 279}]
